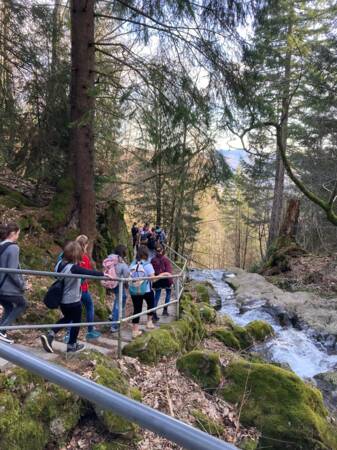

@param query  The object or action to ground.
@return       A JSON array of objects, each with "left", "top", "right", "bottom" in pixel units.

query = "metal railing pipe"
[{"left": 0, "top": 342, "right": 237, "bottom": 450}]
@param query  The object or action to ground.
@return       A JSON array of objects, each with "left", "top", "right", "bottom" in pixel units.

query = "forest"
[{"left": 1, "top": 1, "right": 337, "bottom": 449}]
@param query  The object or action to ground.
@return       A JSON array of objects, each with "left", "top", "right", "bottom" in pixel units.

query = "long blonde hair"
[{"left": 75, "top": 234, "right": 89, "bottom": 253}]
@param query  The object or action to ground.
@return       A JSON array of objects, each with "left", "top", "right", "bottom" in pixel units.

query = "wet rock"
[
  {"left": 224, "top": 268, "right": 337, "bottom": 340},
  {"left": 315, "top": 371, "right": 337, "bottom": 417}
]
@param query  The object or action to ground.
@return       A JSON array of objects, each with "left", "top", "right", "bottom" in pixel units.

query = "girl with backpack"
[
  {"left": 151, "top": 244, "right": 173, "bottom": 320},
  {"left": 0, "top": 222, "right": 27, "bottom": 344},
  {"left": 129, "top": 245, "right": 171, "bottom": 338},
  {"left": 40, "top": 241, "right": 105, "bottom": 354},
  {"left": 75, "top": 235, "right": 101, "bottom": 340},
  {"left": 102, "top": 244, "right": 130, "bottom": 333}
]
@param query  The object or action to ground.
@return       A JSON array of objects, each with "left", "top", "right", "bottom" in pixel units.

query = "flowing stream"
[{"left": 190, "top": 269, "right": 337, "bottom": 379}]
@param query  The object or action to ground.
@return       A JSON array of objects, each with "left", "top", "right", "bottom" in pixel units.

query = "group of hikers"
[{"left": 0, "top": 221, "right": 173, "bottom": 353}]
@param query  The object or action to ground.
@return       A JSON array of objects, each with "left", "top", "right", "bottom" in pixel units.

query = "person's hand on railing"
[{"left": 153, "top": 272, "right": 171, "bottom": 280}]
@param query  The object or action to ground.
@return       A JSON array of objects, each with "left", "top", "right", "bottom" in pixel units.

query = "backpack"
[
  {"left": 101, "top": 255, "right": 119, "bottom": 289},
  {"left": 147, "top": 235, "right": 156, "bottom": 250},
  {"left": 129, "top": 261, "right": 149, "bottom": 296},
  {"left": 0, "top": 242, "right": 17, "bottom": 289},
  {"left": 155, "top": 229, "right": 166, "bottom": 243},
  {"left": 43, "top": 263, "right": 70, "bottom": 309},
  {"left": 140, "top": 230, "right": 149, "bottom": 244}
]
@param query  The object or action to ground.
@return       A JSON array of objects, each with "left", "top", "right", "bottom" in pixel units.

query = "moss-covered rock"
[
  {"left": 212, "top": 320, "right": 274, "bottom": 351},
  {"left": 221, "top": 360, "right": 337, "bottom": 450},
  {"left": 192, "top": 409, "right": 224, "bottom": 436},
  {"left": 176, "top": 351, "right": 222, "bottom": 392},
  {"left": 195, "top": 283, "right": 210, "bottom": 303},
  {"left": 122, "top": 328, "right": 180, "bottom": 364},
  {"left": 93, "top": 363, "right": 141, "bottom": 436},
  {"left": 93, "top": 442, "right": 135, "bottom": 450},
  {"left": 239, "top": 437, "right": 259, "bottom": 450},
  {"left": 197, "top": 302, "right": 217, "bottom": 323},
  {"left": 123, "top": 292, "right": 206, "bottom": 364},
  {"left": 245, "top": 320, "right": 274, "bottom": 342}
]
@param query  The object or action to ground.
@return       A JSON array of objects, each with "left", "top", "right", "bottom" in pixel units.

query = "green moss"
[
  {"left": 195, "top": 283, "right": 210, "bottom": 303},
  {"left": 222, "top": 360, "right": 337, "bottom": 450},
  {"left": 245, "top": 320, "right": 274, "bottom": 342},
  {"left": 213, "top": 320, "right": 274, "bottom": 351},
  {"left": 93, "top": 442, "right": 135, "bottom": 450},
  {"left": 176, "top": 351, "right": 222, "bottom": 392},
  {"left": 192, "top": 409, "right": 224, "bottom": 436},
  {"left": 212, "top": 328, "right": 241, "bottom": 350},
  {"left": 45, "top": 176, "right": 75, "bottom": 229},
  {"left": 197, "top": 302, "right": 217, "bottom": 323},
  {"left": 94, "top": 364, "right": 139, "bottom": 435},
  {"left": 123, "top": 328, "right": 180, "bottom": 364}
]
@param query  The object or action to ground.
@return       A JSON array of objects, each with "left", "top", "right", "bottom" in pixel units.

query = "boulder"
[
  {"left": 222, "top": 360, "right": 337, "bottom": 450},
  {"left": 176, "top": 350, "right": 222, "bottom": 392}
]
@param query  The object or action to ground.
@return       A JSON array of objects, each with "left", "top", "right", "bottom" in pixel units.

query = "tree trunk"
[
  {"left": 268, "top": 147, "right": 285, "bottom": 245},
  {"left": 279, "top": 198, "right": 300, "bottom": 239},
  {"left": 267, "top": 20, "right": 292, "bottom": 248},
  {"left": 70, "top": 0, "right": 96, "bottom": 242}
]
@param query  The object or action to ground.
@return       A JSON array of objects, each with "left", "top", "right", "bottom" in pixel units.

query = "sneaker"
[
  {"left": 0, "top": 332, "right": 14, "bottom": 344},
  {"left": 162, "top": 308, "right": 169, "bottom": 316},
  {"left": 146, "top": 320, "right": 155, "bottom": 330},
  {"left": 67, "top": 343, "right": 86, "bottom": 353},
  {"left": 63, "top": 333, "right": 70, "bottom": 344},
  {"left": 111, "top": 326, "right": 119, "bottom": 333},
  {"left": 40, "top": 333, "right": 54, "bottom": 353},
  {"left": 132, "top": 329, "right": 142, "bottom": 339},
  {"left": 86, "top": 330, "right": 101, "bottom": 340}
]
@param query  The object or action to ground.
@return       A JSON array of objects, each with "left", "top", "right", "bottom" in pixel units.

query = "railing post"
[
  {"left": 118, "top": 280, "right": 123, "bottom": 358},
  {"left": 175, "top": 277, "right": 180, "bottom": 319}
]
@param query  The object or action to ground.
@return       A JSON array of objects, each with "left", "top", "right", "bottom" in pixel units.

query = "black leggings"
[
  {"left": 52, "top": 302, "right": 82, "bottom": 345},
  {"left": 0, "top": 295, "right": 27, "bottom": 330},
  {"left": 131, "top": 291, "right": 154, "bottom": 324}
]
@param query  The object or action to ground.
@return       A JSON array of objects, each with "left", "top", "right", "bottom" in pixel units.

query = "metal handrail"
[
  {"left": 0, "top": 245, "right": 187, "bottom": 357},
  {"left": 0, "top": 341, "right": 237, "bottom": 450}
]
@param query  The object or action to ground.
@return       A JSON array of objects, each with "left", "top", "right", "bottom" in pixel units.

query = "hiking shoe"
[
  {"left": 0, "top": 332, "right": 14, "bottom": 344},
  {"left": 111, "top": 326, "right": 119, "bottom": 333},
  {"left": 40, "top": 333, "right": 54, "bottom": 353},
  {"left": 162, "top": 308, "right": 169, "bottom": 316},
  {"left": 67, "top": 343, "right": 86, "bottom": 353},
  {"left": 86, "top": 330, "right": 101, "bottom": 340}
]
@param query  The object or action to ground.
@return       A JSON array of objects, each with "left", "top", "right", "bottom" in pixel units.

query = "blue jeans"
[
  {"left": 81, "top": 291, "right": 95, "bottom": 333},
  {"left": 154, "top": 288, "right": 171, "bottom": 309},
  {"left": 111, "top": 286, "right": 127, "bottom": 330}
]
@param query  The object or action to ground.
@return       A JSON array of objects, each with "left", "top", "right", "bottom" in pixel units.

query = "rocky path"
[{"left": 0, "top": 297, "right": 178, "bottom": 369}]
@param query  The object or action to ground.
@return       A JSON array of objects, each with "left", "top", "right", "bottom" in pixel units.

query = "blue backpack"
[{"left": 129, "top": 261, "right": 150, "bottom": 296}]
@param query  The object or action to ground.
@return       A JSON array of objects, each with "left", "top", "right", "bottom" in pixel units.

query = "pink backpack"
[{"left": 101, "top": 255, "right": 119, "bottom": 289}]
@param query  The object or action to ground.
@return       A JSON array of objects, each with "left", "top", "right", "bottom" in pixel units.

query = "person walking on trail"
[
  {"left": 75, "top": 235, "right": 101, "bottom": 340},
  {"left": 40, "top": 241, "right": 105, "bottom": 354},
  {"left": 139, "top": 223, "right": 150, "bottom": 246},
  {"left": 147, "top": 227, "right": 157, "bottom": 261},
  {"left": 128, "top": 246, "right": 156, "bottom": 338},
  {"left": 151, "top": 244, "right": 173, "bottom": 321},
  {"left": 154, "top": 225, "right": 166, "bottom": 245},
  {"left": 0, "top": 222, "right": 28, "bottom": 344},
  {"left": 108, "top": 244, "right": 130, "bottom": 333},
  {"left": 131, "top": 222, "right": 139, "bottom": 251},
  {"left": 129, "top": 245, "right": 171, "bottom": 338}
]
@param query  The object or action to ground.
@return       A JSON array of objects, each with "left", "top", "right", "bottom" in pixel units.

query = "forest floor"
[{"left": 266, "top": 253, "right": 337, "bottom": 297}]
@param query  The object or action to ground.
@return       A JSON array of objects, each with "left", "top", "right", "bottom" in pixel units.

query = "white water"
[{"left": 190, "top": 269, "right": 337, "bottom": 378}]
